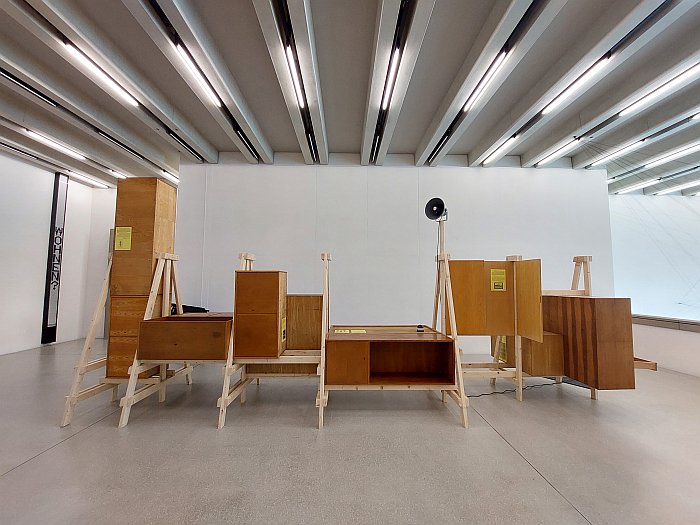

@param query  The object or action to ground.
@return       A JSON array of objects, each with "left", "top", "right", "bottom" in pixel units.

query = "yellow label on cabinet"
[
  {"left": 490, "top": 268, "right": 506, "bottom": 292},
  {"left": 282, "top": 317, "right": 287, "bottom": 342},
  {"left": 334, "top": 329, "right": 350, "bottom": 334},
  {"left": 114, "top": 226, "right": 132, "bottom": 251},
  {"left": 350, "top": 329, "right": 367, "bottom": 334}
]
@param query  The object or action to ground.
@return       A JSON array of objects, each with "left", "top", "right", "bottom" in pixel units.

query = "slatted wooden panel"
[
  {"left": 542, "top": 296, "right": 635, "bottom": 389},
  {"left": 515, "top": 259, "right": 543, "bottom": 342}
]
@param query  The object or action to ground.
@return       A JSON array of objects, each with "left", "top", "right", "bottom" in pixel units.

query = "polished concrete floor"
[{"left": 1, "top": 339, "right": 699, "bottom": 524}]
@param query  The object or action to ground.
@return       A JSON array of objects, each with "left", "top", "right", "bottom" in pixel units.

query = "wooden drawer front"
[
  {"left": 234, "top": 313, "right": 282, "bottom": 358},
  {"left": 138, "top": 319, "right": 232, "bottom": 361},
  {"left": 109, "top": 295, "right": 162, "bottom": 337},
  {"left": 235, "top": 271, "right": 286, "bottom": 314},
  {"left": 326, "top": 341, "right": 369, "bottom": 384},
  {"left": 287, "top": 295, "right": 322, "bottom": 350}
]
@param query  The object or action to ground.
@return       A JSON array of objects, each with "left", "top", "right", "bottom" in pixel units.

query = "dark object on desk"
[
  {"left": 417, "top": 324, "right": 425, "bottom": 332},
  {"left": 171, "top": 304, "right": 209, "bottom": 315}
]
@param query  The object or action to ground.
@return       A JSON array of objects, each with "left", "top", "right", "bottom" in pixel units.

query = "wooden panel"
[
  {"left": 326, "top": 340, "right": 369, "bottom": 384},
  {"left": 515, "top": 259, "right": 543, "bottom": 343},
  {"left": 287, "top": 295, "right": 322, "bottom": 349},
  {"left": 542, "top": 296, "right": 635, "bottom": 390},
  {"left": 234, "top": 313, "right": 282, "bottom": 358},
  {"left": 108, "top": 295, "right": 162, "bottom": 337},
  {"left": 235, "top": 271, "right": 286, "bottom": 314},
  {"left": 106, "top": 336, "right": 157, "bottom": 378},
  {"left": 525, "top": 333, "right": 564, "bottom": 376},
  {"left": 369, "top": 341, "right": 454, "bottom": 384},
  {"left": 448, "top": 260, "right": 487, "bottom": 334},
  {"left": 111, "top": 178, "right": 176, "bottom": 296},
  {"left": 490, "top": 332, "right": 563, "bottom": 376},
  {"left": 246, "top": 363, "right": 318, "bottom": 375},
  {"left": 138, "top": 317, "right": 231, "bottom": 361},
  {"left": 594, "top": 299, "right": 635, "bottom": 389},
  {"left": 483, "top": 261, "right": 515, "bottom": 335}
]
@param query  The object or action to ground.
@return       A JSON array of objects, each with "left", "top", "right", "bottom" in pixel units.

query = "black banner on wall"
[{"left": 41, "top": 172, "right": 69, "bottom": 344}]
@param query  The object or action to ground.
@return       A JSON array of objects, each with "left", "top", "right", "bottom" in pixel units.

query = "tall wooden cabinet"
[
  {"left": 233, "top": 271, "right": 287, "bottom": 358},
  {"left": 107, "top": 178, "right": 176, "bottom": 377}
]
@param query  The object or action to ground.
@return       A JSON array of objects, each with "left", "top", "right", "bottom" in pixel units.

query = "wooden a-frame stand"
[
  {"left": 61, "top": 253, "right": 189, "bottom": 427},
  {"left": 216, "top": 252, "right": 331, "bottom": 429},
  {"left": 117, "top": 253, "right": 193, "bottom": 427},
  {"left": 432, "top": 220, "right": 470, "bottom": 428}
]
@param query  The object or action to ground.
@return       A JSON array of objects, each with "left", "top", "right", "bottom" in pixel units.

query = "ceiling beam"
[
  {"left": 253, "top": 0, "right": 328, "bottom": 164},
  {"left": 0, "top": 42, "right": 177, "bottom": 176},
  {"left": 360, "top": 0, "right": 435, "bottom": 166},
  {"left": 416, "top": 0, "right": 566, "bottom": 167},
  {"left": 6, "top": 0, "right": 217, "bottom": 164},
  {"left": 0, "top": 90, "right": 149, "bottom": 179},
  {"left": 469, "top": 0, "right": 664, "bottom": 167},
  {"left": 523, "top": 2, "right": 700, "bottom": 168},
  {"left": 0, "top": 118, "right": 118, "bottom": 186},
  {"left": 123, "top": 0, "right": 272, "bottom": 164}
]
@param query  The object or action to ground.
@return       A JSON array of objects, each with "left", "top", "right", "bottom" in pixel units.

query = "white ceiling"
[{"left": 0, "top": 0, "right": 699, "bottom": 196}]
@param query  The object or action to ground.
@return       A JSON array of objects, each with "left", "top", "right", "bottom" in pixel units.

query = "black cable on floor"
[{"left": 466, "top": 377, "right": 582, "bottom": 398}]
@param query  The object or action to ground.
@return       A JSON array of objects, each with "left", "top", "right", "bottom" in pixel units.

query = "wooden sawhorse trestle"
[
  {"left": 217, "top": 252, "right": 331, "bottom": 429},
  {"left": 117, "top": 253, "right": 193, "bottom": 428}
]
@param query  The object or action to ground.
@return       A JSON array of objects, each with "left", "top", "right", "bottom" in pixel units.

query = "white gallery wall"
[
  {"left": 0, "top": 152, "right": 115, "bottom": 355},
  {"left": 176, "top": 154, "right": 615, "bottom": 354},
  {"left": 609, "top": 195, "right": 700, "bottom": 321}
]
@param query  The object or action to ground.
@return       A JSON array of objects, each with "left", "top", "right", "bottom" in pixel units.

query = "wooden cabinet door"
[{"left": 325, "top": 341, "right": 369, "bottom": 385}]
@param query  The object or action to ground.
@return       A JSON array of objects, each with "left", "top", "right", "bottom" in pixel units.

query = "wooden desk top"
[{"left": 327, "top": 325, "right": 453, "bottom": 343}]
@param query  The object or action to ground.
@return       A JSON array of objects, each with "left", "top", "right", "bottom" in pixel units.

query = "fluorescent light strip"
[
  {"left": 0, "top": 69, "right": 57, "bottom": 107},
  {"left": 173, "top": 43, "right": 221, "bottom": 108},
  {"left": 0, "top": 141, "right": 41, "bottom": 161},
  {"left": 644, "top": 142, "right": 700, "bottom": 169},
  {"left": 96, "top": 131, "right": 145, "bottom": 160},
  {"left": 483, "top": 135, "right": 518, "bottom": 165},
  {"left": 64, "top": 42, "right": 138, "bottom": 107},
  {"left": 463, "top": 50, "right": 510, "bottom": 113},
  {"left": 616, "top": 178, "right": 662, "bottom": 194},
  {"left": 654, "top": 179, "right": 700, "bottom": 195},
  {"left": 67, "top": 170, "right": 109, "bottom": 189},
  {"left": 161, "top": 170, "right": 179, "bottom": 185},
  {"left": 591, "top": 139, "right": 646, "bottom": 167},
  {"left": 111, "top": 170, "right": 127, "bottom": 179},
  {"left": 620, "top": 62, "right": 700, "bottom": 117},
  {"left": 285, "top": 46, "right": 305, "bottom": 109},
  {"left": 167, "top": 130, "right": 203, "bottom": 161},
  {"left": 428, "top": 134, "right": 450, "bottom": 164},
  {"left": 694, "top": 113, "right": 700, "bottom": 120},
  {"left": 25, "top": 129, "right": 86, "bottom": 161},
  {"left": 536, "top": 138, "right": 580, "bottom": 166},
  {"left": 542, "top": 57, "right": 611, "bottom": 115},
  {"left": 381, "top": 48, "right": 401, "bottom": 110}
]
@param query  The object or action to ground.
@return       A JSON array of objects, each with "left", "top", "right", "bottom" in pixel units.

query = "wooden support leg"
[
  {"left": 441, "top": 390, "right": 447, "bottom": 403},
  {"left": 490, "top": 335, "right": 502, "bottom": 387},
  {"left": 555, "top": 376, "right": 563, "bottom": 384},
  {"left": 240, "top": 366, "right": 248, "bottom": 405},
  {"left": 218, "top": 367, "right": 233, "bottom": 429},
  {"left": 256, "top": 378, "right": 260, "bottom": 385},
  {"left": 111, "top": 384, "right": 119, "bottom": 402},
  {"left": 590, "top": 387, "right": 598, "bottom": 400},
  {"left": 184, "top": 362, "right": 193, "bottom": 385},
  {"left": 159, "top": 364, "right": 167, "bottom": 402},
  {"left": 118, "top": 356, "right": 140, "bottom": 428},
  {"left": 515, "top": 335, "right": 523, "bottom": 402}
]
